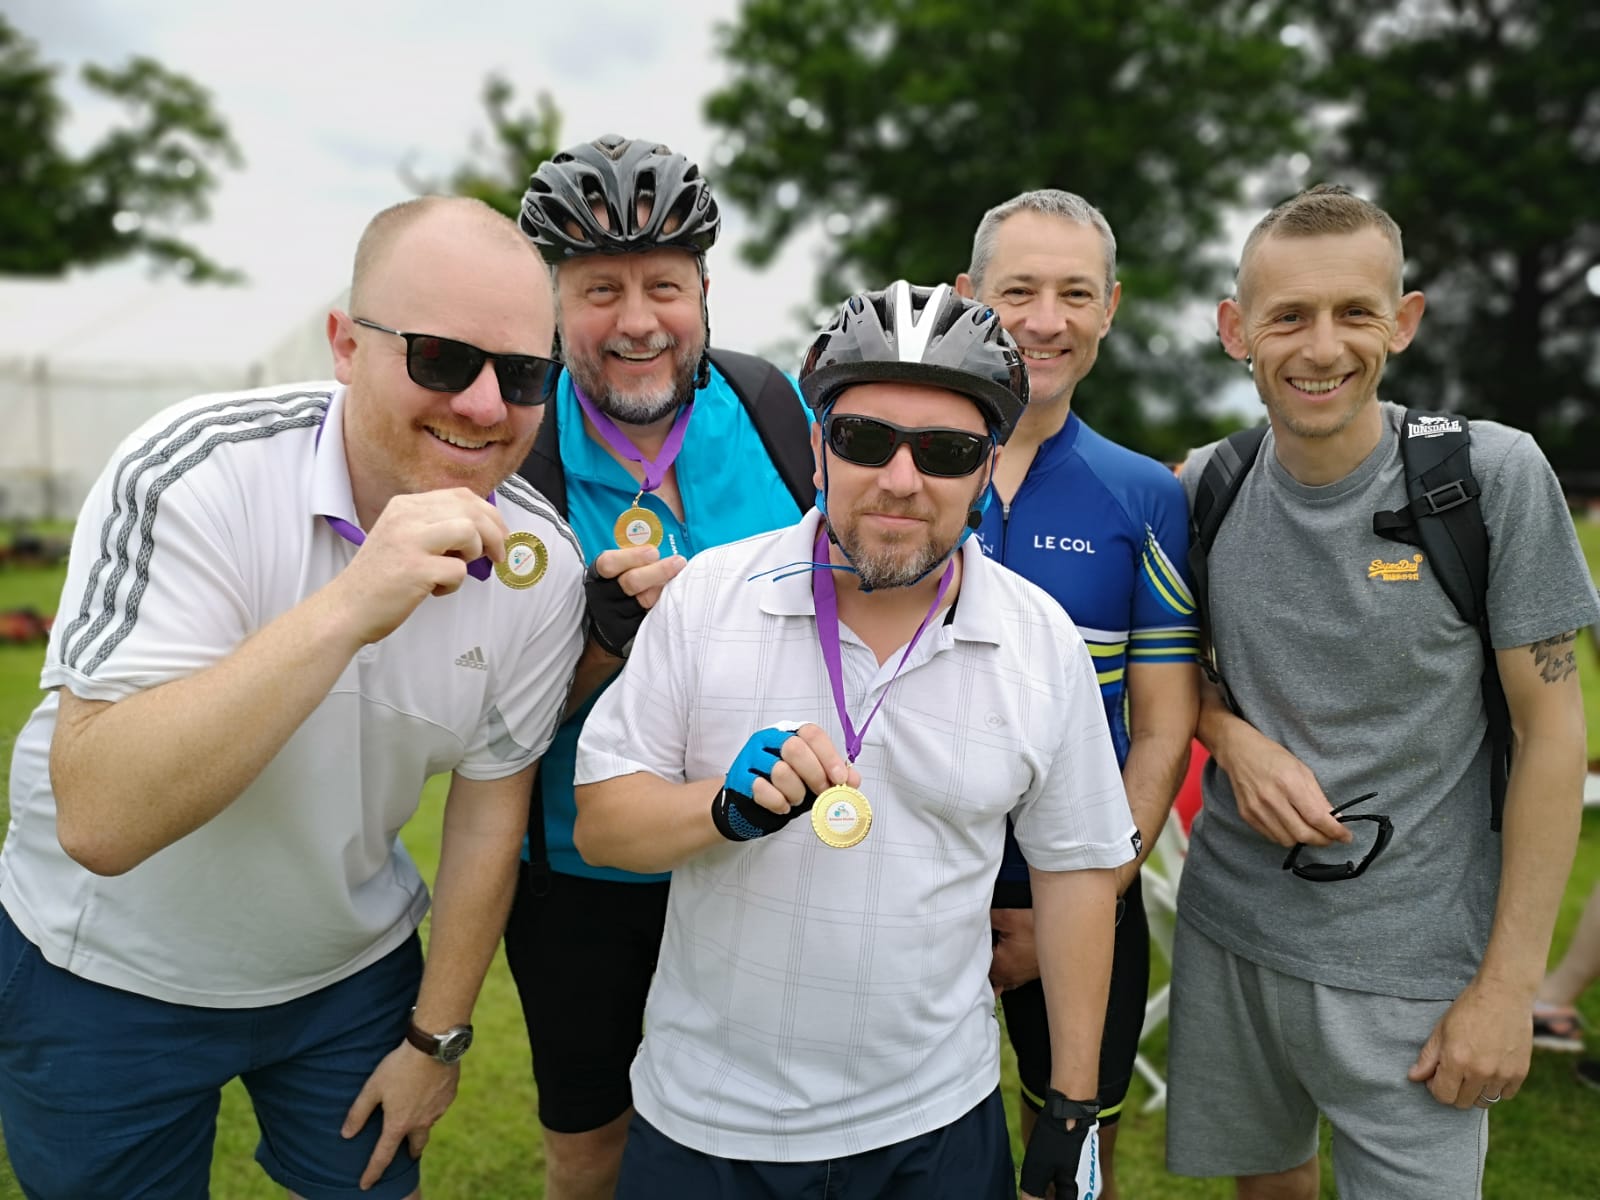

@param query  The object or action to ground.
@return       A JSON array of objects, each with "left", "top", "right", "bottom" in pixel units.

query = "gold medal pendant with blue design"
[
  {"left": 614, "top": 496, "right": 664, "bottom": 550},
  {"left": 496, "top": 531, "right": 548, "bottom": 590},
  {"left": 812, "top": 784, "right": 872, "bottom": 849}
]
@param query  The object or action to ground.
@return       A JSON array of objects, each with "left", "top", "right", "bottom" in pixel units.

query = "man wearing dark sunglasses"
[
  {"left": 504, "top": 135, "right": 815, "bottom": 1200},
  {"left": 0, "top": 196, "right": 587, "bottom": 1200},
  {"left": 953, "top": 191, "right": 1201, "bottom": 1200},
  {"left": 1165, "top": 186, "right": 1599, "bottom": 1200},
  {"left": 571, "top": 282, "right": 1134, "bottom": 1200}
]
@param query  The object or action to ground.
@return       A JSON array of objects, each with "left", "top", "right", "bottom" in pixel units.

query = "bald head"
[{"left": 350, "top": 196, "right": 539, "bottom": 314}]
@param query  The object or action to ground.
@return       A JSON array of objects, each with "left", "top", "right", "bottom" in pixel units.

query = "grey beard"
[
  {"left": 595, "top": 384, "right": 684, "bottom": 426},
  {"left": 837, "top": 526, "right": 953, "bottom": 590},
  {"left": 566, "top": 345, "right": 700, "bottom": 426}
]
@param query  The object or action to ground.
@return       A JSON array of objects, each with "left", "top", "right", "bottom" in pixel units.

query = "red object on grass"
[{"left": 1175, "top": 739, "right": 1208, "bottom": 835}]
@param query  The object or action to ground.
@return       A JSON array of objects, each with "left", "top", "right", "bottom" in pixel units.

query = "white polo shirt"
[
  {"left": 575, "top": 509, "right": 1134, "bottom": 1161},
  {"left": 1, "top": 383, "right": 584, "bottom": 1007}
]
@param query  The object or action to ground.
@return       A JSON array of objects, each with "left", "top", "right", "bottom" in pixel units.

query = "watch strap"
[
  {"left": 405, "top": 1017, "right": 472, "bottom": 1061},
  {"left": 404, "top": 1021, "right": 443, "bottom": 1057}
]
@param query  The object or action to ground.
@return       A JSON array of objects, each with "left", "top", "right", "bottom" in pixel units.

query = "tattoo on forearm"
[{"left": 1530, "top": 632, "right": 1578, "bottom": 684}]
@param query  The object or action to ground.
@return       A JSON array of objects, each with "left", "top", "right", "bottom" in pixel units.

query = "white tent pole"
[{"left": 32, "top": 357, "right": 55, "bottom": 522}]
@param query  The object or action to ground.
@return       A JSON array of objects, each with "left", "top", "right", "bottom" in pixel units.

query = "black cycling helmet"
[
  {"left": 799, "top": 282, "right": 1029, "bottom": 443},
  {"left": 520, "top": 134, "right": 721, "bottom": 265}
]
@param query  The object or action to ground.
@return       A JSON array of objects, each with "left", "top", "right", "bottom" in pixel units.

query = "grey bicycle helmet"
[
  {"left": 520, "top": 134, "right": 721, "bottom": 264},
  {"left": 799, "top": 282, "right": 1029, "bottom": 443}
]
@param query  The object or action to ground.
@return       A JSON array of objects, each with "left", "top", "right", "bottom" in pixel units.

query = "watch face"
[{"left": 436, "top": 1026, "right": 474, "bottom": 1065}]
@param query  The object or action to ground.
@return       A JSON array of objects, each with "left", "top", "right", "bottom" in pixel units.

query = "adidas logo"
[{"left": 455, "top": 646, "right": 487, "bottom": 671}]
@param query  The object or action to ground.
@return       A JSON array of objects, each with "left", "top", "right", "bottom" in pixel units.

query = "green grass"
[
  {"left": 1577, "top": 516, "right": 1600, "bottom": 765},
  {"left": 2, "top": 520, "right": 1599, "bottom": 1197}
]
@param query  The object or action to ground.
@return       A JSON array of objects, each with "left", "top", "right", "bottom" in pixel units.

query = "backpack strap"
[
  {"left": 1372, "top": 410, "right": 1507, "bottom": 831},
  {"left": 517, "top": 396, "right": 568, "bottom": 517},
  {"left": 512, "top": 406, "right": 568, "bottom": 897},
  {"left": 1187, "top": 424, "right": 1269, "bottom": 715},
  {"left": 707, "top": 347, "right": 815, "bottom": 512}
]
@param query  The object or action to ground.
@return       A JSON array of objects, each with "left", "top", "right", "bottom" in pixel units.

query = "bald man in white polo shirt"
[{"left": 0, "top": 197, "right": 584, "bottom": 1200}]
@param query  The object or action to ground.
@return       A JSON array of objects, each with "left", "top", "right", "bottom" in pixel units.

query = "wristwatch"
[
  {"left": 405, "top": 1013, "right": 474, "bottom": 1065},
  {"left": 1044, "top": 1091, "right": 1101, "bottom": 1123}
]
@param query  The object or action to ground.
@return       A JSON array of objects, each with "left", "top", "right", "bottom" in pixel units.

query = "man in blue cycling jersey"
[{"left": 956, "top": 189, "right": 1201, "bottom": 1200}]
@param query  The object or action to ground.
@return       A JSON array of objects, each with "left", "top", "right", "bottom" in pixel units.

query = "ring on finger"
[{"left": 1478, "top": 1091, "right": 1502, "bottom": 1105}]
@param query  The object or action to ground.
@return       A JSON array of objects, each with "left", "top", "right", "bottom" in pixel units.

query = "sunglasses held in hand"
[
  {"left": 354, "top": 317, "right": 562, "bottom": 407},
  {"left": 1281, "top": 792, "right": 1393, "bottom": 882},
  {"left": 823, "top": 413, "right": 992, "bottom": 478}
]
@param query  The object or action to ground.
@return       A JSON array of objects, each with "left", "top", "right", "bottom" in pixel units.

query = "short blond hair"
[{"left": 1237, "top": 183, "right": 1404, "bottom": 303}]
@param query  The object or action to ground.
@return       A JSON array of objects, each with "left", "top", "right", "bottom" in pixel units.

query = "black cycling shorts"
[
  {"left": 503, "top": 865, "right": 670, "bottom": 1134},
  {"left": 998, "top": 872, "right": 1150, "bottom": 1125}
]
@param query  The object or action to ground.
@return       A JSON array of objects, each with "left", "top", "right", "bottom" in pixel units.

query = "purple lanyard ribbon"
[
  {"left": 573, "top": 384, "right": 694, "bottom": 495},
  {"left": 810, "top": 524, "right": 955, "bottom": 762},
  {"left": 314, "top": 413, "right": 494, "bottom": 580}
]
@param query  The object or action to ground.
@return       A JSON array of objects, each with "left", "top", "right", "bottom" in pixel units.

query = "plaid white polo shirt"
[{"left": 576, "top": 508, "right": 1133, "bottom": 1161}]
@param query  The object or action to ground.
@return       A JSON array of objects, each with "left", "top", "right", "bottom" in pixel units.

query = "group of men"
[{"left": 0, "top": 129, "right": 1593, "bottom": 1200}]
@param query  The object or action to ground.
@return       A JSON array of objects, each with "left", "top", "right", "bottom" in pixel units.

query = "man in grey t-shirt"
[{"left": 1166, "top": 184, "right": 1599, "bottom": 1200}]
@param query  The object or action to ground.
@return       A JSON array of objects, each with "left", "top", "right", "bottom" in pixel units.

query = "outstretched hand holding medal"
[
  {"left": 325, "top": 487, "right": 512, "bottom": 646},
  {"left": 583, "top": 544, "right": 688, "bottom": 660},
  {"left": 712, "top": 723, "right": 859, "bottom": 843}
]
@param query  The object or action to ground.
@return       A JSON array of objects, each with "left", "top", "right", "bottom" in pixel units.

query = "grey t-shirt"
[{"left": 1179, "top": 403, "right": 1600, "bottom": 998}]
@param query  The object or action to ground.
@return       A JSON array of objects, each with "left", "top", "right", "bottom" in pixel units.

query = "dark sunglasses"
[
  {"left": 353, "top": 317, "right": 561, "bottom": 407},
  {"left": 1281, "top": 792, "right": 1393, "bottom": 882},
  {"left": 824, "top": 413, "right": 991, "bottom": 478}
]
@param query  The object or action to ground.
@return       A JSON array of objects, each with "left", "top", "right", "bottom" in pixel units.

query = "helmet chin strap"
[
  {"left": 692, "top": 255, "right": 711, "bottom": 390},
  {"left": 815, "top": 429, "right": 997, "bottom": 593}
]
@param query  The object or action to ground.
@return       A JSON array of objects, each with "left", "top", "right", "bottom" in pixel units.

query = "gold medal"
[
  {"left": 613, "top": 505, "right": 664, "bottom": 550},
  {"left": 811, "top": 784, "right": 872, "bottom": 849},
  {"left": 495, "top": 531, "right": 548, "bottom": 590}
]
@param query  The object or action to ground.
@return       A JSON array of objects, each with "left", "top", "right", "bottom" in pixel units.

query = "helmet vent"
[{"left": 634, "top": 170, "right": 658, "bottom": 232}]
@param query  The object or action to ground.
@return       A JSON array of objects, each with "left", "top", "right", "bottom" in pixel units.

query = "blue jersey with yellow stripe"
[{"left": 974, "top": 413, "right": 1198, "bottom": 883}]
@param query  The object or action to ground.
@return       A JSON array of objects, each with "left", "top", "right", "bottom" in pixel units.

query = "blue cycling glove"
[{"left": 711, "top": 725, "right": 819, "bottom": 842}]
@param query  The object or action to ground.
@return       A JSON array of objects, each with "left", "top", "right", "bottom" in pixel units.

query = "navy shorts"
[
  {"left": 0, "top": 905, "right": 423, "bottom": 1200},
  {"left": 998, "top": 872, "right": 1150, "bottom": 1124},
  {"left": 616, "top": 1089, "right": 1014, "bottom": 1200}
]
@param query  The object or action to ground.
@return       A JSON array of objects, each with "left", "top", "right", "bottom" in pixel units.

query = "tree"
[
  {"left": 704, "top": 0, "right": 1313, "bottom": 457},
  {"left": 1288, "top": 0, "right": 1599, "bottom": 467},
  {"left": 409, "top": 74, "right": 562, "bottom": 220},
  {"left": 0, "top": 15, "right": 242, "bottom": 281}
]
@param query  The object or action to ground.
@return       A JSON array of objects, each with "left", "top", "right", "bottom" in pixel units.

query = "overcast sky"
[
  {"left": 10, "top": 0, "right": 1264, "bottom": 417},
  {"left": 8, "top": 0, "right": 826, "bottom": 362}
]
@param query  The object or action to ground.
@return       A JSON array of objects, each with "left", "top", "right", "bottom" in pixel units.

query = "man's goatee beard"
[{"left": 836, "top": 527, "right": 954, "bottom": 590}]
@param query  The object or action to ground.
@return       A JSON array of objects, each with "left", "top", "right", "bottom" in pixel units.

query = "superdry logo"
[
  {"left": 1032, "top": 535, "right": 1096, "bottom": 554},
  {"left": 455, "top": 646, "right": 487, "bottom": 670},
  {"left": 1407, "top": 415, "right": 1462, "bottom": 438},
  {"left": 1369, "top": 553, "right": 1424, "bottom": 582}
]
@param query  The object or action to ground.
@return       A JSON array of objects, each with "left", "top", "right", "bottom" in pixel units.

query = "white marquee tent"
[{"left": 0, "top": 273, "right": 343, "bottom": 521}]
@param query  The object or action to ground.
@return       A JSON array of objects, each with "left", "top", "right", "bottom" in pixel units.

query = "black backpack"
[
  {"left": 514, "top": 347, "right": 815, "bottom": 889},
  {"left": 1187, "top": 410, "right": 1509, "bottom": 831}
]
